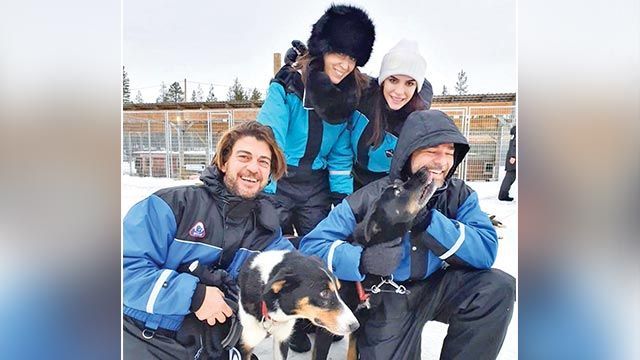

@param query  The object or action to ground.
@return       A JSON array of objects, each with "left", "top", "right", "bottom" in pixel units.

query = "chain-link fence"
[
  {"left": 433, "top": 106, "right": 516, "bottom": 181},
  {"left": 123, "top": 106, "right": 515, "bottom": 181}
]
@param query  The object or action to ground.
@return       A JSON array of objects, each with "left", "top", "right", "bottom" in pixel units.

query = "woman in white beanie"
[{"left": 351, "top": 38, "right": 434, "bottom": 190}]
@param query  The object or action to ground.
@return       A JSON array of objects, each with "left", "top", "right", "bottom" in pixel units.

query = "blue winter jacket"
[
  {"left": 300, "top": 110, "right": 498, "bottom": 282},
  {"left": 123, "top": 167, "right": 293, "bottom": 331},
  {"left": 258, "top": 66, "right": 364, "bottom": 196}
]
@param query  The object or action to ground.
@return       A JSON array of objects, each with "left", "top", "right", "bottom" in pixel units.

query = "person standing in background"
[{"left": 499, "top": 125, "right": 516, "bottom": 201}]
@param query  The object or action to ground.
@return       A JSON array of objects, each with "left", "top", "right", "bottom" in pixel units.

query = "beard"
[{"left": 223, "top": 170, "right": 264, "bottom": 199}]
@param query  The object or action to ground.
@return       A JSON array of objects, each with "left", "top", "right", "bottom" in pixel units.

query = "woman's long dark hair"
[{"left": 368, "top": 82, "right": 427, "bottom": 148}]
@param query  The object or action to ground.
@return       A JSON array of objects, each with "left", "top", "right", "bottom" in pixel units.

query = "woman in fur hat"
[
  {"left": 351, "top": 38, "right": 434, "bottom": 190},
  {"left": 257, "top": 4, "right": 375, "bottom": 353},
  {"left": 258, "top": 4, "right": 374, "bottom": 243}
]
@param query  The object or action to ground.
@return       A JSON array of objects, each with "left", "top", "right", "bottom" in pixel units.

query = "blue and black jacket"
[
  {"left": 350, "top": 77, "right": 433, "bottom": 189},
  {"left": 299, "top": 110, "right": 498, "bottom": 282},
  {"left": 258, "top": 65, "right": 365, "bottom": 197},
  {"left": 123, "top": 166, "right": 293, "bottom": 331}
]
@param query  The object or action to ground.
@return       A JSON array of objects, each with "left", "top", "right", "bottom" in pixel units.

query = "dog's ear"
[
  {"left": 262, "top": 268, "right": 299, "bottom": 298},
  {"left": 364, "top": 219, "right": 381, "bottom": 243}
]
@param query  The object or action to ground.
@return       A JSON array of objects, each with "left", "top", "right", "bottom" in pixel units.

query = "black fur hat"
[{"left": 307, "top": 4, "right": 375, "bottom": 67}]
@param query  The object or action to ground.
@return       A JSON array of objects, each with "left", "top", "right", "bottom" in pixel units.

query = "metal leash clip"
[{"left": 367, "top": 275, "right": 411, "bottom": 295}]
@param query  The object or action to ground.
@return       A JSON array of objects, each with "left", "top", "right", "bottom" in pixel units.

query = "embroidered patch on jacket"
[
  {"left": 385, "top": 149, "right": 394, "bottom": 158},
  {"left": 189, "top": 221, "right": 206, "bottom": 238}
]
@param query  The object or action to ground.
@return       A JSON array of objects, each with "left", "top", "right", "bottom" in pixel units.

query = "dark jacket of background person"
[{"left": 505, "top": 125, "right": 516, "bottom": 171}]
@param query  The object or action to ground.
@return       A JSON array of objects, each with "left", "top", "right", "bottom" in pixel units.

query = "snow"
[{"left": 122, "top": 174, "right": 517, "bottom": 359}]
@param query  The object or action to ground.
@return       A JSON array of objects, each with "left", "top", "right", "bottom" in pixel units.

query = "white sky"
[{"left": 124, "top": 0, "right": 516, "bottom": 102}]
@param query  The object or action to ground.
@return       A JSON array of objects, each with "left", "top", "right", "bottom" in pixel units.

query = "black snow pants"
[
  {"left": 499, "top": 170, "right": 516, "bottom": 200},
  {"left": 356, "top": 267, "right": 516, "bottom": 360},
  {"left": 274, "top": 167, "right": 331, "bottom": 244},
  {"left": 123, "top": 315, "right": 240, "bottom": 360}
]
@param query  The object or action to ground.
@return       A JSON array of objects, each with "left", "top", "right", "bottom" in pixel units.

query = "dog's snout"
[{"left": 348, "top": 321, "right": 359, "bottom": 333}]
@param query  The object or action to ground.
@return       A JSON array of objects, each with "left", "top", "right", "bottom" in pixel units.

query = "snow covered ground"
[{"left": 122, "top": 174, "right": 517, "bottom": 359}]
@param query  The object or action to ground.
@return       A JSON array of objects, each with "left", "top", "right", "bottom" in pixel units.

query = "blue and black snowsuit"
[
  {"left": 350, "top": 78, "right": 433, "bottom": 190},
  {"left": 123, "top": 166, "right": 293, "bottom": 359},
  {"left": 300, "top": 110, "right": 515, "bottom": 360},
  {"left": 258, "top": 64, "right": 365, "bottom": 240}
]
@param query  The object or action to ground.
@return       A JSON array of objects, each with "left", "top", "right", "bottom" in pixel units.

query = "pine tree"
[
  {"left": 123, "top": 66, "right": 131, "bottom": 104},
  {"left": 206, "top": 85, "right": 217, "bottom": 102},
  {"left": 166, "top": 81, "right": 185, "bottom": 102},
  {"left": 455, "top": 69, "right": 468, "bottom": 95},
  {"left": 196, "top": 85, "right": 204, "bottom": 101},
  {"left": 226, "top": 77, "right": 248, "bottom": 101},
  {"left": 249, "top": 88, "right": 262, "bottom": 101},
  {"left": 442, "top": 85, "right": 449, "bottom": 95},
  {"left": 191, "top": 90, "right": 198, "bottom": 102},
  {"left": 156, "top": 82, "right": 169, "bottom": 103},
  {"left": 134, "top": 90, "right": 144, "bottom": 103}
]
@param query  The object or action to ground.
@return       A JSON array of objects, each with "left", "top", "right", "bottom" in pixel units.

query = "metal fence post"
[
  {"left": 127, "top": 131, "right": 133, "bottom": 175},
  {"left": 207, "top": 112, "right": 212, "bottom": 165},
  {"left": 460, "top": 108, "right": 470, "bottom": 181},
  {"left": 147, "top": 119, "right": 153, "bottom": 177},
  {"left": 165, "top": 112, "right": 171, "bottom": 178}
]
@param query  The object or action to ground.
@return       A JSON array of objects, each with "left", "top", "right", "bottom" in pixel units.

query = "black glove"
[
  {"left": 284, "top": 40, "right": 307, "bottom": 65},
  {"left": 180, "top": 261, "right": 239, "bottom": 306},
  {"left": 330, "top": 192, "right": 348, "bottom": 207},
  {"left": 359, "top": 238, "right": 404, "bottom": 276}
]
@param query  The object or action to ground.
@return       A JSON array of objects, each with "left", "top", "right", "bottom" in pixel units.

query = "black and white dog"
[{"left": 237, "top": 250, "right": 359, "bottom": 360}]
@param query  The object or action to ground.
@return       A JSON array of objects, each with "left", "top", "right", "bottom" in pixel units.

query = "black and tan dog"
[
  {"left": 236, "top": 249, "right": 359, "bottom": 360},
  {"left": 313, "top": 166, "right": 438, "bottom": 360}
]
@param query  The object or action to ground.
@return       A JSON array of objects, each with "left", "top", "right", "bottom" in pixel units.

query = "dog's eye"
[{"left": 320, "top": 289, "right": 332, "bottom": 299}]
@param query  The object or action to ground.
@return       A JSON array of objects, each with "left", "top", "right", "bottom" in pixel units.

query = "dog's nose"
[{"left": 348, "top": 321, "right": 360, "bottom": 333}]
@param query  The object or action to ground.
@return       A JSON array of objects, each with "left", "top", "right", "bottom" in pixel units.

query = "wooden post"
[{"left": 273, "top": 53, "right": 281, "bottom": 76}]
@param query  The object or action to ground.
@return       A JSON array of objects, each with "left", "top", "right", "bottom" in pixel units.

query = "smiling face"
[
  {"left": 410, "top": 143, "right": 455, "bottom": 188},
  {"left": 323, "top": 52, "right": 356, "bottom": 84},
  {"left": 382, "top": 75, "right": 418, "bottom": 110},
  {"left": 220, "top": 136, "right": 272, "bottom": 199}
]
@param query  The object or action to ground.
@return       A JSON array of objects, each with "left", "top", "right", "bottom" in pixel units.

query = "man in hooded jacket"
[
  {"left": 300, "top": 110, "right": 515, "bottom": 360},
  {"left": 123, "top": 121, "right": 293, "bottom": 359}
]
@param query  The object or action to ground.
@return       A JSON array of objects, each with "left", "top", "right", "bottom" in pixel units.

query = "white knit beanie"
[{"left": 378, "top": 39, "right": 427, "bottom": 90}]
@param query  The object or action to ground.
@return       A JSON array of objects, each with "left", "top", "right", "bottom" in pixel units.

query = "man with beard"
[
  {"left": 300, "top": 110, "right": 516, "bottom": 360},
  {"left": 123, "top": 121, "right": 292, "bottom": 359}
]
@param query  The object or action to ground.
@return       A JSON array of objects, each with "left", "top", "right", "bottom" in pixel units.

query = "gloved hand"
[
  {"left": 359, "top": 237, "right": 404, "bottom": 276},
  {"left": 181, "top": 261, "right": 239, "bottom": 302},
  {"left": 330, "top": 192, "right": 348, "bottom": 207},
  {"left": 284, "top": 39, "right": 308, "bottom": 65}
]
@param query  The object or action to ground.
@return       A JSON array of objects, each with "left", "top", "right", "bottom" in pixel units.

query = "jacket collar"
[
  {"left": 199, "top": 166, "right": 279, "bottom": 232},
  {"left": 302, "top": 59, "right": 360, "bottom": 124}
]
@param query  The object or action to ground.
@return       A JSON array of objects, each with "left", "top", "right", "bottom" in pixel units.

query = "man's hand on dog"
[
  {"left": 359, "top": 238, "right": 404, "bottom": 276},
  {"left": 195, "top": 286, "right": 234, "bottom": 326}
]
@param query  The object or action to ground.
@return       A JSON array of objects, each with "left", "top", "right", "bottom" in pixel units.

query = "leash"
[{"left": 366, "top": 275, "right": 411, "bottom": 295}]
